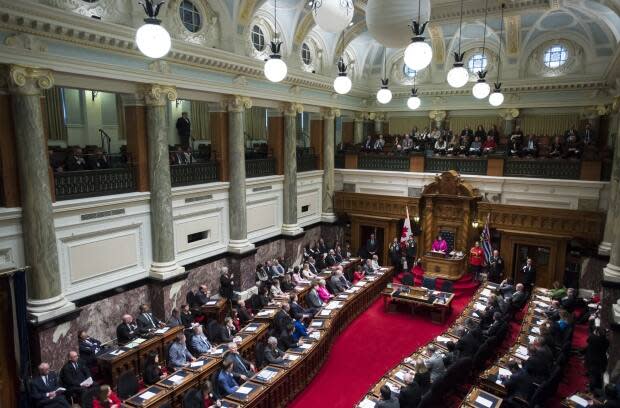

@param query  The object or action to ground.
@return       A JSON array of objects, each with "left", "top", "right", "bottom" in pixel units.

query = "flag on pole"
[
  {"left": 401, "top": 206, "right": 412, "bottom": 249},
  {"left": 481, "top": 213, "right": 493, "bottom": 264}
]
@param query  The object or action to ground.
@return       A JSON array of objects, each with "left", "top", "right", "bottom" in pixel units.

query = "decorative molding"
[
  {"left": 140, "top": 84, "right": 178, "bottom": 107},
  {"left": 283, "top": 102, "right": 303, "bottom": 116},
  {"left": 322, "top": 108, "right": 341, "bottom": 119},
  {"left": 233, "top": 75, "right": 249, "bottom": 88},
  {"left": 148, "top": 60, "right": 171, "bottom": 75},
  {"left": 504, "top": 15, "right": 521, "bottom": 57},
  {"left": 428, "top": 25, "right": 445, "bottom": 65},
  {"left": 4, "top": 33, "right": 47, "bottom": 53},
  {"left": 498, "top": 108, "right": 520, "bottom": 120},
  {"left": 226, "top": 95, "right": 253, "bottom": 112},
  {"left": 6, "top": 65, "right": 54, "bottom": 95},
  {"left": 334, "top": 191, "right": 420, "bottom": 220}
]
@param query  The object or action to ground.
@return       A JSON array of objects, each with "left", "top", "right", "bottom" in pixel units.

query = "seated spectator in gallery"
[
  {"left": 402, "top": 134, "right": 413, "bottom": 151},
  {"left": 468, "top": 135, "right": 483, "bottom": 156},
  {"left": 461, "top": 125, "right": 474, "bottom": 139},
  {"left": 482, "top": 134, "right": 497, "bottom": 154},
  {"left": 508, "top": 126, "right": 524, "bottom": 156},
  {"left": 168, "top": 333, "right": 195, "bottom": 368},
  {"left": 488, "top": 124, "right": 500, "bottom": 140},
  {"left": 582, "top": 122, "right": 596, "bottom": 145},
  {"left": 566, "top": 131, "right": 582, "bottom": 158},
  {"left": 522, "top": 134, "right": 538, "bottom": 157},
  {"left": 217, "top": 360, "right": 239, "bottom": 396},
  {"left": 65, "top": 146, "right": 87, "bottom": 171},
  {"left": 434, "top": 136, "right": 447, "bottom": 155},
  {"left": 170, "top": 145, "right": 191, "bottom": 165},
  {"left": 458, "top": 133, "right": 470, "bottom": 155},
  {"left": 446, "top": 132, "right": 460, "bottom": 156},
  {"left": 363, "top": 135, "right": 374, "bottom": 151},
  {"left": 548, "top": 136, "right": 565, "bottom": 158},
  {"left": 374, "top": 134, "right": 385, "bottom": 150},
  {"left": 49, "top": 149, "right": 64, "bottom": 173},
  {"left": 86, "top": 148, "right": 109, "bottom": 170}
]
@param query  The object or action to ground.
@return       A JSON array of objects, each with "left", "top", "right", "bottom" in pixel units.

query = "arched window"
[
  {"left": 543, "top": 44, "right": 568, "bottom": 68},
  {"left": 251, "top": 25, "right": 266, "bottom": 52},
  {"left": 302, "top": 43, "right": 312, "bottom": 65},
  {"left": 179, "top": 0, "right": 202, "bottom": 33},
  {"left": 468, "top": 53, "right": 488, "bottom": 74}
]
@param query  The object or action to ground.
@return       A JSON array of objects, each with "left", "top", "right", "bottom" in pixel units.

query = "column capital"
[
  {"left": 225, "top": 95, "right": 252, "bottom": 112},
  {"left": 612, "top": 96, "right": 620, "bottom": 113},
  {"left": 322, "top": 107, "right": 341, "bottom": 119},
  {"left": 499, "top": 108, "right": 519, "bottom": 120},
  {"left": 5, "top": 65, "right": 54, "bottom": 95},
  {"left": 428, "top": 110, "right": 446, "bottom": 121},
  {"left": 140, "top": 84, "right": 177, "bottom": 107},
  {"left": 283, "top": 102, "right": 303, "bottom": 117},
  {"left": 583, "top": 105, "right": 610, "bottom": 119},
  {"left": 354, "top": 112, "right": 367, "bottom": 122}
]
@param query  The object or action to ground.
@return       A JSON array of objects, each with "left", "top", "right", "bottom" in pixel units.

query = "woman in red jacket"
[
  {"left": 469, "top": 241, "right": 484, "bottom": 281},
  {"left": 93, "top": 384, "right": 121, "bottom": 408}
]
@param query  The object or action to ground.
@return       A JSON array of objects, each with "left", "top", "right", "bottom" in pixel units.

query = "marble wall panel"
[{"left": 580, "top": 257, "right": 606, "bottom": 292}]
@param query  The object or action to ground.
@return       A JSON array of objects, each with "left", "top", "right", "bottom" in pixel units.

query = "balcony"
[
  {"left": 170, "top": 161, "right": 218, "bottom": 187},
  {"left": 246, "top": 158, "right": 276, "bottom": 178},
  {"left": 54, "top": 166, "right": 136, "bottom": 200}
]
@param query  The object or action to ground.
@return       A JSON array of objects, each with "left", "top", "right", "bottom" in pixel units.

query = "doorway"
[
  {"left": 360, "top": 225, "right": 385, "bottom": 262},
  {"left": 512, "top": 244, "right": 550, "bottom": 286}
]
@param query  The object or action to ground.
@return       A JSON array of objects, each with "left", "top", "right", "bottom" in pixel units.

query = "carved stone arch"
[
  {"left": 459, "top": 43, "right": 500, "bottom": 82},
  {"left": 245, "top": 9, "right": 290, "bottom": 60},
  {"left": 342, "top": 47, "right": 359, "bottom": 81},
  {"left": 164, "top": 0, "right": 221, "bottom": 47},
  {"left": 521, "top": 37, "right": 585, "bottom": 79},
  {"left": 293, "top": 12, "right": 316, "bottom": 53},
  {"left": 39, "top": 0, "right": 131, "bottom": 25},
  {"left": 428, "top": 24, "right": 445, "bottom": 65},
  {"left": 299, "top": 32, "right": 327, "bottom": 74}
]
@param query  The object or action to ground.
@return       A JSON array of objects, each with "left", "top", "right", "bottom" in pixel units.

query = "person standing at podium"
[
  {"left": 469, "top": 241, "right": 484, "bottom": 281},
  {"left": 431, "top": 234, "right": 448, "bottom": 254}
]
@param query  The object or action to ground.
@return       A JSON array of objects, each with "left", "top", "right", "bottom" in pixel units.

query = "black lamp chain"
[
  {"left": 496, "top": 4, "right": 505, "bottom": 85},
  {"left": 481, "top": 0, "right": 489, "bottom": 61},
  {"left": 457, "top": 0, "right": 464, "bottom": 56}
]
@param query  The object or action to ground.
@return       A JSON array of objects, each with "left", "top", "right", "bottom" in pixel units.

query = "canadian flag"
[{"left": 401, "top": 206, "right": 412, "bottom": 248}]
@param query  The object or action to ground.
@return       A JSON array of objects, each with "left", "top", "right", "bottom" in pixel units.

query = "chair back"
[
  {"left": 182, "top": 387, "right": 202, "bottom": 408},
  {"left": 422, "top": 277, "right": 436, "bottom": 291},
  {"left": 186, "top": 291, "right": 197, "bottom": 308},
  {"left": 255, "top": 341, "right": 266, "bottom": 369},
  {"left": 440, "top": 280, "right": 454, "bottom": 293},
  {"left": 117, "top": 370, "right": 140, "bottom": 400}
]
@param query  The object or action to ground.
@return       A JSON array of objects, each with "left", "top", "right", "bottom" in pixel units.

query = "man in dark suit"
[
  {"left": 318, "top": 238, "right": 328, "bottom": 254},
  {"left": 277, "top": 324, "right": 299, "bottom": 351},
  {"left": 376, "top": 385, "right": 399, "bottom": 408},
  {"left": 521, "top": 134, "right": 538, "bottom": 157},
  {"left": 582, "top": 123, "right": 595, "bottom": 145},
  {"left": 363, "top": 135, "right": 374, "bottom": 151},
  {"left": 399, "top": 372, "right": 421, "bottom": 408},
  {"left": 289, "top": 293, "right": 313, "bottom": 317},
  {"left": 487, "top": 250, "right": 504, "bottom": 283},
  {"left": 30, "top": 362, "right": 69, "bottom": 407},
  {"left": 59, "top": 351, "right": 92, "bottom": 403},
  {"left": 483, "top": 312, "right": 504, "bottom": 337},
  {"left": 524, "top": 344, "right": 552, "bottom": 381},
  {"left": 263, "top": 336, "right": 285, "bottom": 364},
  {"left": 64, "top": 147, "right": 86, "bottom": 171},
  {"left": 235, "top": 299, "right": 253, "bottom": 325},
  {"left": 522, "top": 258, "right": 536, "bottom": 292},
  {"left": 405, "top": 237, "right": 417, "bottom": 268},
  {"left": 77, "top": 330, "right": 103, "bottom": 368},
  {"left": 176, "top": 112, "right": 191, "bottom": 150},
  {"left": 223, "top": 342, "right": 255, "bottom": 382},
  {"left": 503, "top": 361, "right": 535, "bottom": 403},
  {"left": 85, "top": 148, "right": 109, "bottom": 170},
  {"left": 136, "top": 304, "right": 163, "bottom": 335},
  {"left": 455, "top": 326, "right": 480, "bottom": 357},
  {"left": 366, "top": 233, "right": 378, "bottom": 257},
  {"left": 116, "top": 314, "right": 138, "bottom": 344},
  {"left": 274, "top": 303, "right": 294, "bottom": 334},
  {"left": 325, "top": 250, "right": 337, "bottom": 267},
  {"left": 305, "top": 283, "right": 323, "bottom": 310},
  {"left": 509, "top": 283, "right": 527, "bottom": 309},
  {"left": 195, "top": 285, "right": 211, "bottom": 306},
  {"left": 219, "top": 267, "right": 235, "bottom": 301}
]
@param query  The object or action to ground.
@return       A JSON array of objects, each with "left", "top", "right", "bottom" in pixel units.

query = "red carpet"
[{"left": 289, "top": 294, "right": 471, "bottom": 408}]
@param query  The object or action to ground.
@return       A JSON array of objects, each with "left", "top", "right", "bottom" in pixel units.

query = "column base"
[
  {"left": 321, "top": 213, "right": 337, "bottom": 223},
  {"left": 604, "top": 263, "right": 620, "bottom": 283},
  {"left": 599, "top": 242, "right": 612, "bottom": 256},
  {"left": 228, "top": 239, "right": 256, "bottom": 255},
  {"left": 149, "top": 261, "right": 186, "bottom": 281},
  {"left": 27, "top": 294, "right": 76, "bottom": 323},
  {"left": 281, "top": 224, "right": 304, "bottom": 237}
]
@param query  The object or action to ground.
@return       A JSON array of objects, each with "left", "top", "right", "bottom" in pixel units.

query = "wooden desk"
[
  {"left": 156, "top": 369, "right": 196, "bottom": 407},
  {"left": 225, "top": 380, "right": 266, "bottom": 404},
  {"left": 383, "top": 284, "right": 455, "bottom": 324},
  {"left": 201, "top": 298, "right": 228, "bottom": 323},
  {"left": 124, "top": 385, "right": 171, "bottom": 408},
  {"left": 461, "top": 386, "right": 503, "bottom": 408},
  {"left": 423, "top": 253, "right": 466, "bottom": 280},
  {"left": 562, "top": 392, "right": 599, "bottom": 408}
]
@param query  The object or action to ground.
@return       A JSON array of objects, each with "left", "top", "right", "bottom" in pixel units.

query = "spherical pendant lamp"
[
  {"left": 312, "top": 0, "right": 354, "bottom": 33},
  {"left": 135, "top": 1, "right": 171, "bottom": 59}
]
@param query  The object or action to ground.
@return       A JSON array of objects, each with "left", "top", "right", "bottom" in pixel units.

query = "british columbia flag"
[{"left": 481, "top": 213, "right": 493, "bottom": 264}]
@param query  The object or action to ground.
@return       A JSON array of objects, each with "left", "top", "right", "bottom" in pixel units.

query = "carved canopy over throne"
[{"left": 421, "top": 171, "right": 482, "bottom": 255}]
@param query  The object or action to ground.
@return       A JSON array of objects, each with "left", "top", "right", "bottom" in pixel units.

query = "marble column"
[
  {"left": 227, "top": 96, "right": 255, "bottom": 254},
  {"left": 600, "top": 116, "right": 620, "bottom": 255},
  {"left": 6, "top": 65, "right": 75, "bottom": 321},
  {"left": 374, "top": 115, "right": 383, "bottom": 135},
  {"left": 500, "top": 108, "right": 519, "bottom": 136},
  {"left": 354, "top": 114, "right": 364, "bottom": 145},
  {"left": 282, "top": 103, "right": 304, "bottom": 236},
  {"left": 142, "top": 85, "right": 184, "bottom": 280},
  {"left": 322, "top": 108, "right": 340, "bottom": 222}
]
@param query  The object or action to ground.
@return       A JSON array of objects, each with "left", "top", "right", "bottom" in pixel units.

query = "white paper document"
[
  {"left": 236, "top": 386, "right": 252, "bottom": 395},
  {"left": 285, "top": 354, "right": 300, "bottom": 361},
  {"left": 244, "top": 326, "right": 258, "bottom": 332},
  {"left": 531, "top": 327, "right": 540, "bottom": 334},
  {"left": 358, "top": 398, "right": 376, "bottom": 408},
  {"left": 569, "top": 395, "right": 589, "bottom": 407},
  {"left": 211, "top": 348, "right": 224, "bottom": 354},
  {"left": 309, "top": 331, "right": 321, "bottom": 339},
  {"left": 154, "top": 327, "right": 169, "bottom": 334},
  {"left": 110, "top": 349, "right": 125, "bottom": 356},
  {"left": 436, "top": 336, "right": 450, "bottom": 343},
  {"left": 190, "top": 361, "right": 204, "bottom": 367},
  {"left": 80, "top": 377, "right": 93, "bottom": 387},
  {"left": 310, "top": 321, "right": 323, "bottom": 327},
  {"left": 168, "top": 375, "right": 184, "bottom": 384},
  {"left": 516, "top": 346, "right": 529, "bottom": 355},
  {"left": 474, "top": 303, "right": 486, "bottom": 311},
  {"left": 320, "top": 310, "right": 332, "bottom": 316},
  {"left": 537, "top": 295, "right": 552, "bottom": 302},
  {"left": 299, "top": 343, "right": 312, "bottom": 349},
  {"left": 475, "top": 396, "right": 494, "bottom": 408},
  {"left": 256, "top": 369, "right": 276, "bottom": 381},
  {"left": 498, "top": 368, "right": 512, "bottom": 377},
  {"left": 206, "top": 300, "right": 217, "bottom": 305},
  {"left": 394, "top": 370, "right": 406, "bottom": 382},
  {"left": 481, "top": 289, "right": 492, "bottom": 296},
  {"left": 139, "top": 391, "right": 156, "bottom": 399}
]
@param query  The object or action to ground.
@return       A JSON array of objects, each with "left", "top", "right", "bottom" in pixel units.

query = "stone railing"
[
  {"left": 54, "top": 167, "right": 136, "bottom": 200},
  {"left": 425, "top": 156, "right": 488, "bottom": 175},
  {"left": 246, "top": 158, "right": 276, "bottom": 178},
  {"left": 297, "top": 154, "right": 318, "bottom": 172},
  {"left": 358, "top": 154, "right": 410, "bottom": 171},
  {"left": 170, "top": 161, "right": 218, "bottom": 187},
  {"left": 503, "top": 158, "right": 581, "bottom": 179}
]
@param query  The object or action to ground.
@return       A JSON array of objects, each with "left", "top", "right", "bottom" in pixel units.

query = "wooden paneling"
[
  {"left": 267, "top": 116, "right": 284, "bottom": 175},
  {"left": 0, "top": 94, "right": 20, "bottom": 207},
  {"left": 409, "top": 155, "right": 425, "bottom": 172},
  {"left": 344, "top": 152, "right": 358, "bottom": 169},
  {"left": 477, "top": 202, "right": 605, "bottom": 243},
  {"left": 334, "top": 191, "right": 420, "bottom": 220},
  {"left": 124, "top": 106, "right": 149, "bottom": 191},
  {"left": 310, "top": 119, "right": 323, "bottom": 170},
  {"left": 487, "top": 157, "right": 504, "bottom": 177},
  {"left": 580, "top": 160, "right": 601, "bottom": 181},
  {"left": 342, "top": 122, "right": 353, "bottom": 144},
  {"left": 210, "top": 112, "right": 229, "bottom": 182}
]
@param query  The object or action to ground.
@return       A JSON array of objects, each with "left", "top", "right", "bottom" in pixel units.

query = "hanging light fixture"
[
  {"left": 403, "top": 0, "right": 432, "bottom": 70},
  {"left": 407, "top": 88, "right": 421, "bottom": 110},
  {"left": 333, "top": 30, "right": 352, "bottom": 94},
  {"left": 446, "top": 0, "right": 468, "bottom": 88},
  {"left": 264, "top": 0, "right": 288, "bottom": 83},
  {"left": 489, "top": 3, "right": 505, "bottom": 107},
  {"left": 311, "top": 0, "right": 354, "bottom": 33},
  {"left": 472, "top": 0, "right": 490, "bottom": 99},
  {"left": 376, "top": 48, "right": 392, "bottom": 104},
  {"left": 135, "top": 0, "right": 171, "bottom": 59}
]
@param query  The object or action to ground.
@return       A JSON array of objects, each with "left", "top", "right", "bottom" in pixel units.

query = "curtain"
[
  {"left": 190, "top": 100, "right": 210, "bottom": 140},
  {"left": 519, "top": 114, "right": 579, "bottom": 137},
  {"left": 388, "top": 117, "right": 431, "bottom": 134},
  {"left": 446, "top": 116, "right": 501, "bottom": 133},
  {"left": 244, "top": 107, "right": 267, "bottom": 141},
  {"left": 115, "top": 94, "right": 126, "bottom": 141},
  {"left": 43, "top": 88, "right": 67, "bottom": 141}
]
